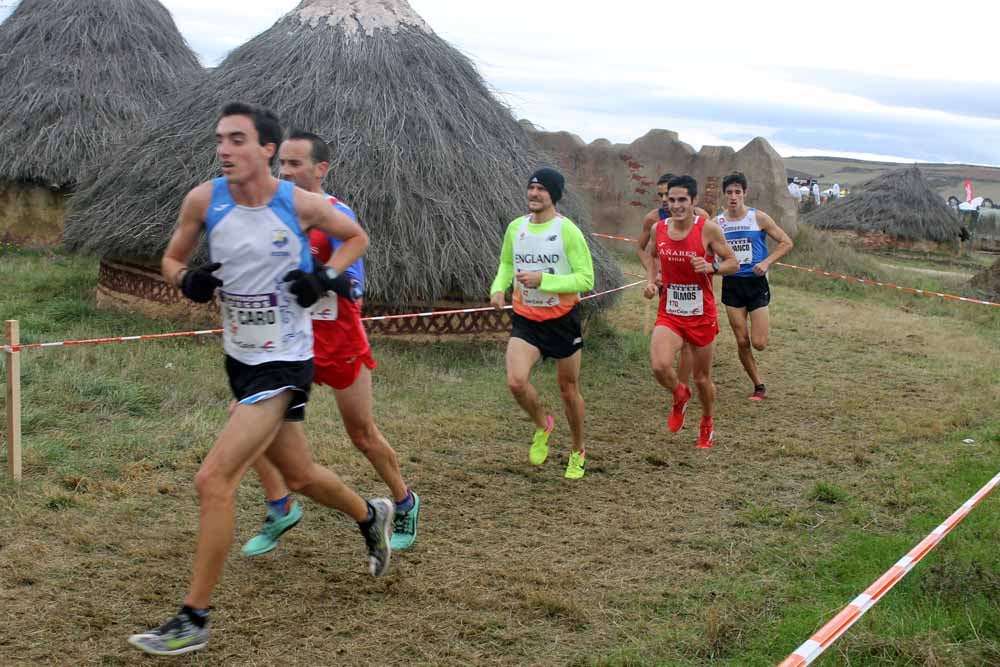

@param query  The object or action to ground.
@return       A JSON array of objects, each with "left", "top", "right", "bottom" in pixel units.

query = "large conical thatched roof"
[
  {"left": 804, "top": 167, "right": 962, "bottom": 242},
  {"left": 0, "top": 0, "right": 203, "bottom": 187},
  {"left": 65, "top": 0, "right": 623, "bottom": 307}
]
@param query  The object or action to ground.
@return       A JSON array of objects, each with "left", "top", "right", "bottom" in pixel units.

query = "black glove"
[
  {"left": 283, "top": 261, "right": 357, "bottom": 308},
  {"left": 179, "top": 262, "right": 222, "bottom": 303}
]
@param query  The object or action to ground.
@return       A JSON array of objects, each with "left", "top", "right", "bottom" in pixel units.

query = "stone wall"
[{"left": 526, "top": 125, "right": 799, "bottom": 240}]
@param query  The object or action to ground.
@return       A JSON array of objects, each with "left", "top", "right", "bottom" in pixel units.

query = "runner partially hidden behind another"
[
  {"left": 715, "top": 172, "right": 793, "bottom": 401},
  {"left": 642, "top": 175, "right": 738, "bottom": 449},
  {"left": 490, "top": 168, "right": 594, "bottom": 479},
  {"left": 239, "top": 130, "right": 420, "bottom": 559}
]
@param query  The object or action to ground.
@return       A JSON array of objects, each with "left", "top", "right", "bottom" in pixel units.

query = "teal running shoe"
[
  {"left": 390, "top": 492, "right": 420, "bottom": 551},
  {"left": 241, "top": 500, "right": 304, "bottom": 557}
]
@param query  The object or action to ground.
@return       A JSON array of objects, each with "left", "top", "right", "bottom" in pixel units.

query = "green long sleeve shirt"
[{"left": 490, "top": 215, "right": 595, "bottom": 295}]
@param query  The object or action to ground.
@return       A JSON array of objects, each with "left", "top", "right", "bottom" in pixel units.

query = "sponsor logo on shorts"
[{"left": 573, "top": 337, "right": 583, "bottom": 345}]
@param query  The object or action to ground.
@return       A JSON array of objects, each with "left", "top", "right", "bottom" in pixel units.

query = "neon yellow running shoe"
[
  {"left": 528, "top": 415, "right": 555, "bottom": 465},
  {"left": 564, "top": 450, "right": 586, "bottom": 480}
]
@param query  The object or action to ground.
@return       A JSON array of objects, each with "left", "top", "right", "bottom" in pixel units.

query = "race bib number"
[
  {"left": 520, "top": 284, "right": 559, "bottom": 308},
  {"left": 223, "top": 292, "right": 282, "bottom": 351},
  {"left": 665, "top": 283, "right": 704, "bottom": 317},
  {"left": 730, "top": 238, "right": 754, "bottom": 266},
  {"left": 311, "top": 293, "right": 339, "bottom": 321},
  {"left": 519, "top": 268, "right": 559, "bottom": 307}
]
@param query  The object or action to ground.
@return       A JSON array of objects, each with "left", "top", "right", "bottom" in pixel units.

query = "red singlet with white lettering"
[{"left": 655, "top": 215, "right": 719, "bottom": 346}]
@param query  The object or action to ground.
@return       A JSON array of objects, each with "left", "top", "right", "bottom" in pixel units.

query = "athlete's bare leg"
[
  {"left": 677, "top": 343, "right": 694, "bottom": 387},
  {"left": 262, "top": 421, "right": 370, "bottom": 522},
  {"left": 506, "top": 337, "right": 546, "bottom": 429},
  {"left": 555, "top": 351, "right": 585, "bottom": 453},
  {"left": 650, "top": 325, "right": 687, "bottom": 392},
  {"left": 252, "top": 456, "right": 291, "bottom": 503},
  {"left": 335, "top": 367, "right": 408, "bottom": 503},
  {"left": 690, "top": 341, "right": 717, "bottom": 419},
  {"left": 186, "top": 394, "right": 291, "bottom": 609},
  {"left": 749, "top": 306, "right": 770, "bottom": 352},
  {"left": 727, "top": 306, "right": 770, "bottom": 387}
]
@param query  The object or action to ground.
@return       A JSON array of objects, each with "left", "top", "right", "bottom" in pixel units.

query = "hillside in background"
[{"left": 785, "top": 156, "right": 1000, "bottom": 201}]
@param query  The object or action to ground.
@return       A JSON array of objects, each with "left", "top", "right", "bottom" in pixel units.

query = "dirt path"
[{"left": 877, "top": 261, "right": 974, "bottom": 280}]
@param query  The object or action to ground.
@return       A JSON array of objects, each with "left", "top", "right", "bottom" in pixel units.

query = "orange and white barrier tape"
[
  {"left": 779, "top": 470, "right": 1000, "bottom": 667},
  {"left": 592, "top": 233, "right": 1000, "bottom": 307},
  {"left": 0, "top": 282, "right": 645, "bottom": 353},
  {"left": 775, "top": 262, "right": 999, "bottom": 307}
]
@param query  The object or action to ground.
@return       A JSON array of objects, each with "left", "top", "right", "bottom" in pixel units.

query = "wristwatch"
[
  {"left": 322, "top": 266, "right": 338, "bottom": 281},
  {"left": 711, "top": 258, "right": 720, "bottom": 274}
]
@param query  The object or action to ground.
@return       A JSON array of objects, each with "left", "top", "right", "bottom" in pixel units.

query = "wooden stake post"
[{"left": 5, "top": 320, "right": 21, "bottom": 481}]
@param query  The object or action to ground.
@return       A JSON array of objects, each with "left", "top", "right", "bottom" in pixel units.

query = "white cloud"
[{"left": 3, "top": 0, "right": 998, "bottom": 163}]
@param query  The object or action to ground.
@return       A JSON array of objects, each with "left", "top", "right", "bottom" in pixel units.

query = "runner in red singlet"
[{"left": 642, "top": 175, "right": 738, "bottom": 449}]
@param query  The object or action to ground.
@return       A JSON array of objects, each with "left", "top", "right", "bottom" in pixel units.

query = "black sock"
[
  {"left": 359, "top": 501, "right": 375, "bottom": 528},
  {"left": 181, "top": 605, "right": 209, "bottom": 628},
  {"left": 755, "top": 384, "right": 766, "bottom": 391}
]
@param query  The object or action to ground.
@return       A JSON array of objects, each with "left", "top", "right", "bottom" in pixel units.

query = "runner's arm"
[
  {"left": 162, "top": 183, "right": 211, "bottom": 286},
  {"left": 754, "top": 212, "right": 794, "bottom": 274},
  {"left": 701, "top": 223, "right": 740, "bottom": 276},
  {"left": 489, "top": 222, "right": 517, "bottom": 296},
  {"left": 296, "top": 189, "right": 368, "bottom": 276},
  {"left": 636, "top": 210, "right": 657, "bottom": 276},
  {"left": 539, "top": 223, "right": 594, "bottom": 293}
]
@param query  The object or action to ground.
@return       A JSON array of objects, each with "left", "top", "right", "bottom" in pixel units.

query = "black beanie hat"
[{"left": 528, "top": 167, "right": 565, "bottom": 204}]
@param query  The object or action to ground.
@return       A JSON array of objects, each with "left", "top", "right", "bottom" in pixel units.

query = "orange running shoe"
[
  {"left": 696, "top": 417, "right": 714, "bottom": 449},
  {"left": 667, "top": 383, "right": 692, "bottom": 433},
  {"left": 749, "top": 384, "right": 767, "bottom": 402}
]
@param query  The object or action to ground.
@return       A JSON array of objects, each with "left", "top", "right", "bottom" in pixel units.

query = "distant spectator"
[
  {"left": 812, "top": 182, "right": 821, "bottom": 205},
  {"left": 787, "top": 179, "right": 802, "bottom": 201},
  {"left": 832, "top": 183, "right": 841, "bottom": 199}
]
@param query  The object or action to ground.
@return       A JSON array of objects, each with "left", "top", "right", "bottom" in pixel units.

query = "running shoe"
[
  {"left": 360, "top": 498, "right": 394, "bottom": 576},
  {"left": 696, "top": 417, "right": 715, "bottom": 450},
  {"left": 564, "top": 450, "right": 586, "bottom": 480},
  {"left": 241, "top": 500, "right": 304, "bottom": 557},
  {"left": 128, "top": 612, "right": 208, "bottom": 656},
  {"left": 749, "top": 385, "right": 767, "bottom": 402},
  {"left": 390, "top": 492, "right": 420, "bottom": 551},
  {"left": 529, "top": 415, "right": 555, "bottom": 465},
  {"left": 668, "top": 384, "right": 692, "bottom": 433}
]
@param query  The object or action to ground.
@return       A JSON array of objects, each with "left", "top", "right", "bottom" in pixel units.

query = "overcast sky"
[{"left": 4, "top": 0, "right": 1000, "bottom": 165}]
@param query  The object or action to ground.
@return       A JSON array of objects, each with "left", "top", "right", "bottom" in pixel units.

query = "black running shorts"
[
  {"left": 721, "top": 276, "right": 771, "bottom": 312},
  {"left": 511, "top": 306, "right": 583, "bottom": 360},
  {"left": 224, "top": 356, "right": 313, "bottom": 422}
]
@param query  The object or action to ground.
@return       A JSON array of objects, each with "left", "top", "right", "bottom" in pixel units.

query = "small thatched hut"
[
  {"left": 0, "top": 0, "right": 202, "bottom": 245},
  {"left": 65, "top": 0, "right": 622, "bottom": 333},
  {"left": 804, "top": 167, "right": 963, "bottom": 251}
]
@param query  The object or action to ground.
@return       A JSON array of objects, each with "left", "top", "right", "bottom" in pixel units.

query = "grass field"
[{"left": 1, "top": 245, "right": 998, "bottom": 666}]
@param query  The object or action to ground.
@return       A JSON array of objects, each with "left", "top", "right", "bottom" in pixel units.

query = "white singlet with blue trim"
[
  {"left": 716, "top": 208, "right": 770, "bottom": 278},
  {"left": 205, "top": 178, "right": 313, "bottom": 365}
]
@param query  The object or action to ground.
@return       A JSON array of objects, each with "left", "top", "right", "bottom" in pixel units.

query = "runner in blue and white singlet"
[{"left": 716, "top": 173, "right": 794, "bottom": 402}]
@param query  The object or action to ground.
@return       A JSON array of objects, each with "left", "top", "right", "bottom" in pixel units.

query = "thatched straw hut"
[
  {"left": 64, "top": 0, "right": 622, "bottom": 332},
  {"left": 804, "top": 167, "right": 962, "bottom": 250},
  {"left": 0, "top": 0, "right": 202, "bottom": 245}
]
